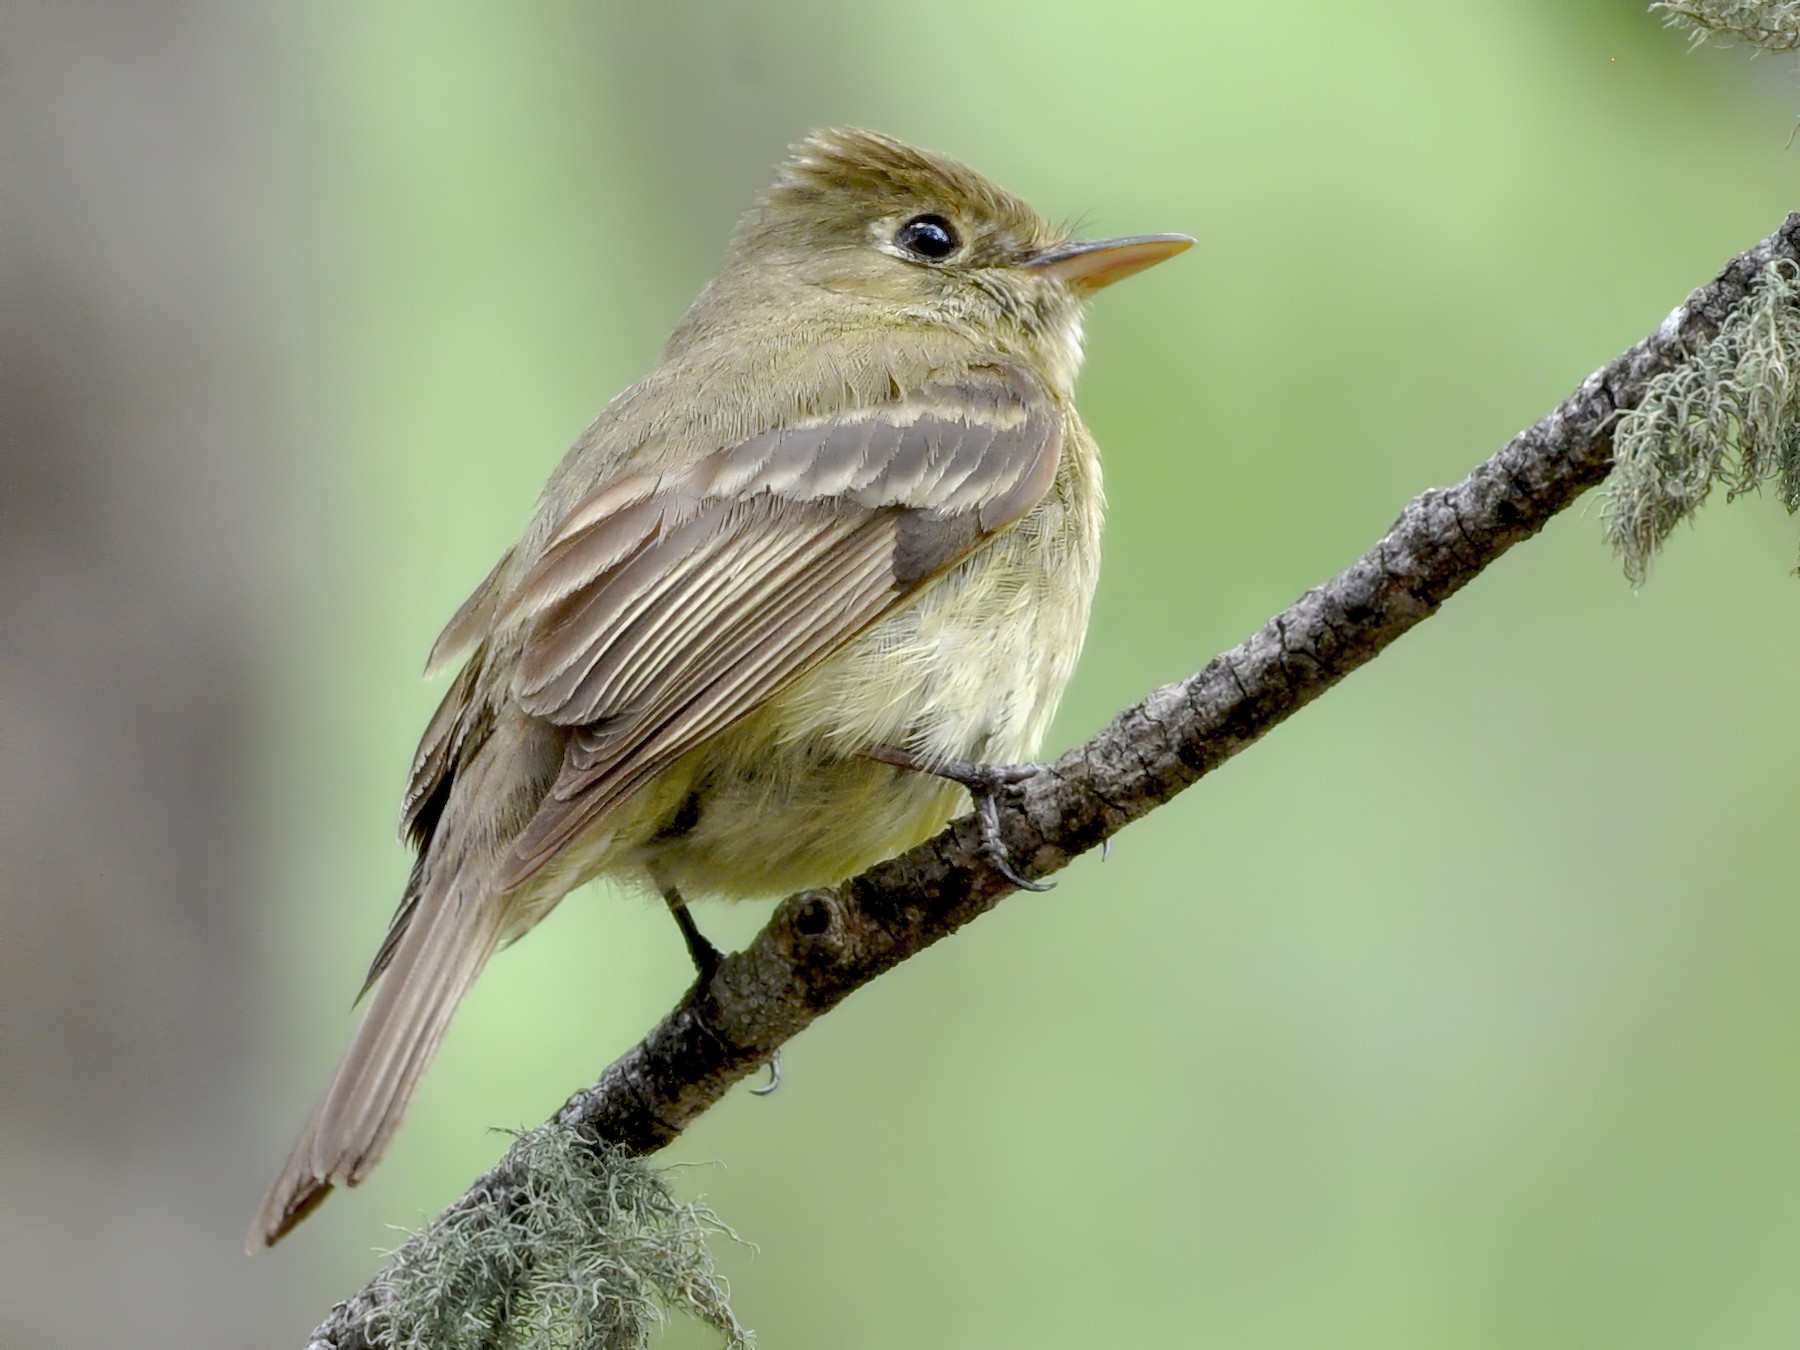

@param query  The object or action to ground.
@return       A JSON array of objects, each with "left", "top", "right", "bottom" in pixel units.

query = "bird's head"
[{"left": 685, "top": 128, "right": 1191, "bottom": 393}]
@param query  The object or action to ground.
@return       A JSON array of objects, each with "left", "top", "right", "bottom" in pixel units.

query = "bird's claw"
[
  {"left": 750, "top": 1049, "right": 782, "bottom": 1096},
  {"left": 974, "top": 789, "right": 1053, "bottom": 892}
]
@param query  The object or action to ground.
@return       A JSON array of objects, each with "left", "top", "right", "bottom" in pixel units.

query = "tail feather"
[{"left": 248, "top": 868, "right": 505, "bottom": 1250}]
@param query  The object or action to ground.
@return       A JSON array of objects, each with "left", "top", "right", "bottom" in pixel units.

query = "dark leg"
[
  {"left": 660, "top": 883, "right": 781, "bottom": 1094},
  {"left": 861, "top": 745, "right": 1053, "bottom": 892},
  {"left": 661, "top": 884, "right": 724, "bottom": 981}
]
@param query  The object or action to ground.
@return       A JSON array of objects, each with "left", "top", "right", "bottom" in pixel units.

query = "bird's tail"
[{"left": 248, "top": 862, "right": 506, "bottom": 1249}]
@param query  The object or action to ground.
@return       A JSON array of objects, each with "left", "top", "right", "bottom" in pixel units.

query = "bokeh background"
[{"left": 4, "top": 1, "right": 1798, "bottom": 1345}]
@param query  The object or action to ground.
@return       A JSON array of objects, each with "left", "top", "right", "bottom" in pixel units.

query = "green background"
[{"left": 253, "top": 2, "right": 1795, "bottom": 1343}]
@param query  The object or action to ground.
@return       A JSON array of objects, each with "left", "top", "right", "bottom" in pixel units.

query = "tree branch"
[{"left": 307, "top": 211, "right": 1800, "bottom": 1350}]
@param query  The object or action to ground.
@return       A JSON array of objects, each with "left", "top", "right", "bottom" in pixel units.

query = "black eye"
[{"left": 894, "top": 213, "right": 959, "bottom": 260}]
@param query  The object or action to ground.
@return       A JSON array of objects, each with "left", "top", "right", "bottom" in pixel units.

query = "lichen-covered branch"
[
  {"left": 1653, "top": 0, "right": 1800, "bottom": 51},
  {"left": 306, "top": 211, "right": 1800, "bottom": 1350},
  {"left": 1606, "top": 258, "right": 1800, "bottom": 581},
  {"left": 361, "top": 1132, "right": 749, "bottom": 1350}
]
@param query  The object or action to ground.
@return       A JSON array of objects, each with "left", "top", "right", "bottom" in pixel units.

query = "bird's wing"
[
  {"left": 492, "top": 364, "right": 1062, "bottom": 890},
  {"left": 423, "top": 545, "right": 514, "bottom": 679}
]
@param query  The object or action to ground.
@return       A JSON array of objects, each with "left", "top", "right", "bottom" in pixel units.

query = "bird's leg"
[
  {"left": 661, "top": 883, "right": 724, "bottom": 982},
  {"left": 861, "top": 744, "right": 1052, "bottom": 893},
  {"left": 659, "top": 884, "right": 781, "bottom": 1094}
]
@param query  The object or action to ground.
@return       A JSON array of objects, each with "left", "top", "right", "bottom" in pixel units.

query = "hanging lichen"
[
  {"left": 1605, "top": 258, "right": 1800, "bottom": 582},
  {"left": 361, "top": 1126, "right": 752, "bottom": 1350},
  {"left": 1653, "top": 0, "right": 1800, "bottom": 51}
]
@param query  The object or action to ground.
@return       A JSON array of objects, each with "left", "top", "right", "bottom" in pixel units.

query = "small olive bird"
[{"left": 251, "top": 128, "right": 1190, "bottom": 1247}]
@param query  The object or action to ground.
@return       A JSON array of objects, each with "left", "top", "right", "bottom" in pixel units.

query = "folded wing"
[{"left": 493, "top": 364, "right": 1062, "bottom": 889}]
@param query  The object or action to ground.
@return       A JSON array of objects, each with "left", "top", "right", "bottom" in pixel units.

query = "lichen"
[
  {"left": 1605, "top": 258, "right": 1800, "bottom": 582},
  {"left": 362, "top": 1126, "right": 751, "bottom": 1350},
  {"left": 1653, "top": 0, "right": 1800, "bottom": 51}
]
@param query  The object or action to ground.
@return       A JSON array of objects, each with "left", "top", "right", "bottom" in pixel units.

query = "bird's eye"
[{"left": 894, "top": 214, "right": 959, "bottom": 261}]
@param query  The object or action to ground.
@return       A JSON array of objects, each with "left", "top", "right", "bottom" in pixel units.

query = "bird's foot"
[
  {"left": 663, "top": 884, "right": 784, "bottom": 1095},
  {"left": 862, "top": 746, "right": 1052, "bottom": 892}
]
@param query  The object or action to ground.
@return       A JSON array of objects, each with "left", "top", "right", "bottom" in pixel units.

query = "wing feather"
[
  {"left": 503, "top": 526, "right": 899, "bottom": 879},
  {"left": 504, "top": 492, "right": 697, "bottom": 632},
  {"left": 423, "top": 549, "right": 514, "bottom": 678},
  {"left": 514, "top": 506, "right": 723, "bottom": 716},
  {"left": 563, "top": 506, "right": 857, "bottom": 722}
]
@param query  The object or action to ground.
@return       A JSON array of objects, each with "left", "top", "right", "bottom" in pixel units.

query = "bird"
[{"left": 250, "top": 127, "right": 1191, "bottom": 1248}]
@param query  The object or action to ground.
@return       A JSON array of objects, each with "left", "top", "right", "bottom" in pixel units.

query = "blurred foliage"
[{"left": 258, "top": 2, "right": 1800, "bottom": 1347}]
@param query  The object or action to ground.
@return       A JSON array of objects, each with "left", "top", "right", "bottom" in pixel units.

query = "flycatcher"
[{"left": 252, "top": 128, "right": 1190, "bottom": 1247}]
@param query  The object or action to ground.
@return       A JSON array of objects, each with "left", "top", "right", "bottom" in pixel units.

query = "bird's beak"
[{"left": 1025, "top": 233, "right": 1194, "bottom": 291}]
